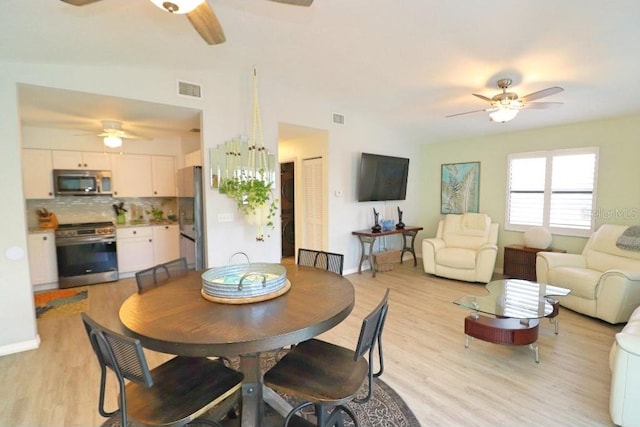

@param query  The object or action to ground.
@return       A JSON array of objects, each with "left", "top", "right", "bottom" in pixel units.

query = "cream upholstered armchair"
[
  {"left": 536, "top": 224, "right": 640, "bottom": 324},
  {"left": 422, "top": 213, "right": 499, "bottom": 283},
  {"left": 609, "top": 305, "right": 640, "bottom": 426}
]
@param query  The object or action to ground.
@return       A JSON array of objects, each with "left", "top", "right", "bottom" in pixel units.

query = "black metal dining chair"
[
  {"left": 135, "top": 257, "right": 188, "bottom": 293},
  {"left": 297, "top": 248, "right": 344, "bottom": 275},
  {"left": 263, "top": 288, "right": 390, "bottom": 426},
  {"left": 80, "top": 312, "right": 244, "bottom": 427}
]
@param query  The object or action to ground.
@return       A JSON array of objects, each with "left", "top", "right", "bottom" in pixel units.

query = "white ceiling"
[{"left": 3, "top": 0, "right": 640, "bottom": 143}]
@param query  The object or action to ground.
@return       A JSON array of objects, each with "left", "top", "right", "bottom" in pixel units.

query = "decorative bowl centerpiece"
[
  {"left": 201, "top": 262, "right": 289, "bottom": 304},
  {"left": 382, "top": 219, "right": 395, "bottom": 231}
]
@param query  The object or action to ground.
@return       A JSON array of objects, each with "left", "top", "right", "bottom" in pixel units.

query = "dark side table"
[{"left": 503, "top": 244, "right": 566, "bottom": 281}]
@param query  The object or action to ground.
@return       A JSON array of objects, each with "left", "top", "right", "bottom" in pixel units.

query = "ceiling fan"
[
  {"left": 60, "top": 0, "right": 314, "bottom": 45},
  {"left": 447, "top": 79, "right": 564, "bottom": 123},
  {"left": 80, "top": 120, "right": 145, "bottom": 148}
]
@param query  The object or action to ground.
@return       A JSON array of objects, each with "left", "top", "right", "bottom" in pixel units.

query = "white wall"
[
  {"left": 0, "top": 60, "right": 419, "bottom": 354},
  {"left": 0, "top": 71, "right": 39, "bottom": 355}
]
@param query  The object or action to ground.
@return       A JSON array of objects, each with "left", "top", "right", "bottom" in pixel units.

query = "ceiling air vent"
[
  {"left": 332, "top": 113, "right": 345, "bottom": 125},
  {"left": 178, "top": 80, "right": 202, "bottom": 98}
]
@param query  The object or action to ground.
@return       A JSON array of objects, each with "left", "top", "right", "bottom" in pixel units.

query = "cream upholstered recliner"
[
  {"left": 609, "top": 305, "right": 640, "bottom": 426},
  {"left": 536, "top": 224, "right": 640, "bottom": 324},
  {"left": 422, "top": 213, "right": 499, "bottom": 283}
]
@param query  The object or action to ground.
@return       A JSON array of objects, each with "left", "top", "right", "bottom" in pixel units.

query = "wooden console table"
[{"left": 352, "top": 226, "right": 423, "bottom": 277}]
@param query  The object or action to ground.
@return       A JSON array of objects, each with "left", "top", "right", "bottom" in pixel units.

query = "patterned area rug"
[
  {"left": 34, "top": 287, "right": 88, "bottom": 319},
  {"left": 101, "top": 351, "right": 421, "bottom": 427}
]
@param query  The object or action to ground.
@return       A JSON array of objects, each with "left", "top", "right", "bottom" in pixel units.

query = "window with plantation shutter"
[{"left": 506, "top": 147, "right": 598, "bottom": 237}]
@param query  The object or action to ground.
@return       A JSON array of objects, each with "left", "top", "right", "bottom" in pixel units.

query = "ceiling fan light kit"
[
  {"left": 489, "top": 108, "right": 519, "bottom": 123},
  {"left": 103, "top": 135, "right": 123, "bottom": 148},
  {"left": 149, "top": 0, "right": 203, "bottom": 14}
]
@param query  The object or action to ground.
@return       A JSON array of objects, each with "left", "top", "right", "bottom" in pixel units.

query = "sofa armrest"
[
  {"left": 476, "top": 243, "right": 498, "bottom": 283},
  {"left": 537, "top": 252, "right": 587, "bottom": 269},
  {"left": 478, "top": 242, "right": 498, "bottom": 252},
  {"left": 422, "top": 238, "right": 445, "bottom": 274},
  {"left": 592, "top": 272, "right": 640, "bottom": 323},
  {"left": 536, "top": 252, "right": 587, "bottom": 284},
  {"left": 423, "top": 238, "right": 445, "bottom": 252},
  {"left": 616, "top": 332, "right": 640, "bottom": 357},
  {"left": 602, "top": 269, "right": 640, "bottom": 282}
]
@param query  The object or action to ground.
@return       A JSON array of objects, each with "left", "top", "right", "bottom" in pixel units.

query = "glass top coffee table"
[{"left": 454, "top": 279, "right": 570, "bottom": 363}]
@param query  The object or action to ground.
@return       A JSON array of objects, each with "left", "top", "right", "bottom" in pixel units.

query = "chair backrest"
[
  {"left": 355, "top": 288, "right": 390, "bottom": 360},
  {"left": 437, "top": 213, "right": 498, "bottom": 249},
  {"left": 297, "top": 248, "right": 344, "bottom": 275},
  {"left": 353, "top": 288, "right": 390, "bottom": 403},
  {"left": 81, "top": 312, "right": 154, "bottom": 387},
  {"left": 81, "top": 312, "right": 153, "bottom": 427},
  {"left": 135, "top": 257, "right": 188, "bottom": 293}
]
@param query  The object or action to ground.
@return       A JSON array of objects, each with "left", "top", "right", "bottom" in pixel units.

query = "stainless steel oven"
[{"left": 55, "top": 222, "right": 118, "bottom": 288}]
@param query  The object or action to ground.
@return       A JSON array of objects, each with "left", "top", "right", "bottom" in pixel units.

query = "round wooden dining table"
[{"left": 119, "top": 263, "right": 355, "bottom": 427}]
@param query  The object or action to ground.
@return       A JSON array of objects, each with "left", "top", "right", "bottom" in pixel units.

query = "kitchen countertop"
[
  {"left": 116, "top": 220, "right": 178, "bottom": 228},
  {"left": 28, "top": 228, "right": 56, "bottom": 234},
  {"left": 28, "top": 220, "right": 178, "bottom": 233}
]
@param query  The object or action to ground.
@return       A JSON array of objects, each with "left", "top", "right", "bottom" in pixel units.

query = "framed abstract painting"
[{"left": 441, "top": 162, "right": 480, "bottom": 214}]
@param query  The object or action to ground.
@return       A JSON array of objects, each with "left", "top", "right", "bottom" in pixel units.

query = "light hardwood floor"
[{"left": 0, "top": 262, "right": 622, "bottom": 426}]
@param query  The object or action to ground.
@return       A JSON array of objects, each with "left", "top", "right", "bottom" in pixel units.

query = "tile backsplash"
[{"left": 26, "top": 196, "right": 177, "bottom": 229}]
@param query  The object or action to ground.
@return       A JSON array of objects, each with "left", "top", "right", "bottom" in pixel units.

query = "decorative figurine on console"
[
  {"left": 396, "top": 207, "right": 405, "bottom": 229},
  {"left": 371, "top": 208, "right": 382, "bottom": 233}
]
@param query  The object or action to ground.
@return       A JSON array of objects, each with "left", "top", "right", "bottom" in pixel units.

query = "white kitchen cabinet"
[
  {"left": 27, "top": 231, "right": 58, "bottom": 286},
  {"left": 152, "top": 224, "right": 180, "bottom": 264},
  {"left": 151, "top": 156, "right": 176, "bottom": 197},
  {"left": 116, "top": 227, "right": 154, "bottom": 274},
  {"left": 52, "top": 150, "right": 111, "bottom": 170},
  {"left": 22, "top": 149, "right": 54, "bottom": 199},
  {"left": 111, "top": 154, "right": 153, "bottom": 197}
]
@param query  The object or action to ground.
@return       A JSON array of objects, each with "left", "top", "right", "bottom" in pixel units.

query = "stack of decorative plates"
[{"left": 201, "top": 263, "right": 290, "bottom": 304}]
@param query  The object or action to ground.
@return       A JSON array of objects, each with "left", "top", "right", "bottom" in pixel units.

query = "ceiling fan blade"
[
  {"left": 521, "top": 87, "right": 564, "bottom": 102},
  {"left": 187, "top": 2, "right": 226, "bottom": 45},
  {"left": 472, "top": 93, "right": 492, "bottom": 103},
  {"left": 521, "top": 102, "right": 564, "bottom": 109},
  {"left": 446, "top": 108, "right": 491, "bottom": 118},
  {"left": 59, "top": 0, "right": 102, "bottom": 5},
  {"left": 268, "top": 0, "right": 314, "bottom": 6}
]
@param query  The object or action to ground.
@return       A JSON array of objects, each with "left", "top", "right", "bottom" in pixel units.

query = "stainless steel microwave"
[{"left": 53, "top": 169, "right": 112, "bottom": 196}]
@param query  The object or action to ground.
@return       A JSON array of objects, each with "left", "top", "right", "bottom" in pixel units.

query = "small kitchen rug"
[{"left": 34, "top": 287, "right": 88, "bottom": 319}]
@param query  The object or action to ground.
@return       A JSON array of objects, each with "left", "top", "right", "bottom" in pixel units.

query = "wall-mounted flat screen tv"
[{"left": 357, "top": 153, "right": 410, "bottom": 202}]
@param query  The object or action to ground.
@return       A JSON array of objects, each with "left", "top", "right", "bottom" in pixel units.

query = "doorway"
[{"left": 280, "top": 162, "right": 295, "bottom": 258}]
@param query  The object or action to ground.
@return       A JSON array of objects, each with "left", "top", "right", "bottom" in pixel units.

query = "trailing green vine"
[{"left": 219, "top": 170, "right": 279, "bottom": 240}]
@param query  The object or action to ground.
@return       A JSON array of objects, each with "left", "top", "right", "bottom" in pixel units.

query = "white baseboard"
[{"left": 0, "top": 335, "right": 40, "bottom": 356}]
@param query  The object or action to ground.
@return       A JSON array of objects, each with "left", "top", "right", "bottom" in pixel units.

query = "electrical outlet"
[{"left": 217, "top": 213, "right": 234, "bottom": 222}]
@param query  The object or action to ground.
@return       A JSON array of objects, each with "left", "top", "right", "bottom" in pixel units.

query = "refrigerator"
[{"left": 177, "top": 166, "right": 205, "bottom": 270}]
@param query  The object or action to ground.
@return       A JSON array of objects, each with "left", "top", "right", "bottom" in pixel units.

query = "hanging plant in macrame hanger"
[{"left": 218, "top": 68, "right": 278, "bottom": 241}]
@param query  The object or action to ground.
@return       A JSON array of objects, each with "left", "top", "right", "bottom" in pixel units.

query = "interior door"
[
  {"left": 280, "top": 162, "right": 295, "bottom": 258},
  {"left": 302, "top": 157, "right": 323, "bottom": 249}
]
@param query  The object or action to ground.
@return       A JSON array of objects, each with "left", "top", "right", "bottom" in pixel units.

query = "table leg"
[
  {"left": 239, "top": 353, "right": 263, "bottom": 427},
  {"left": 356, "top": 235, "right": 378, "bottom": 277},
  {"left": 366, "top": 236, "right": 377, "bottom": 277},
  {"left": 356, "top": 236, "right": 366, "bottom": 274},
  {"left": 400, "top": 231, "right": 419, "bottom": 267}
]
